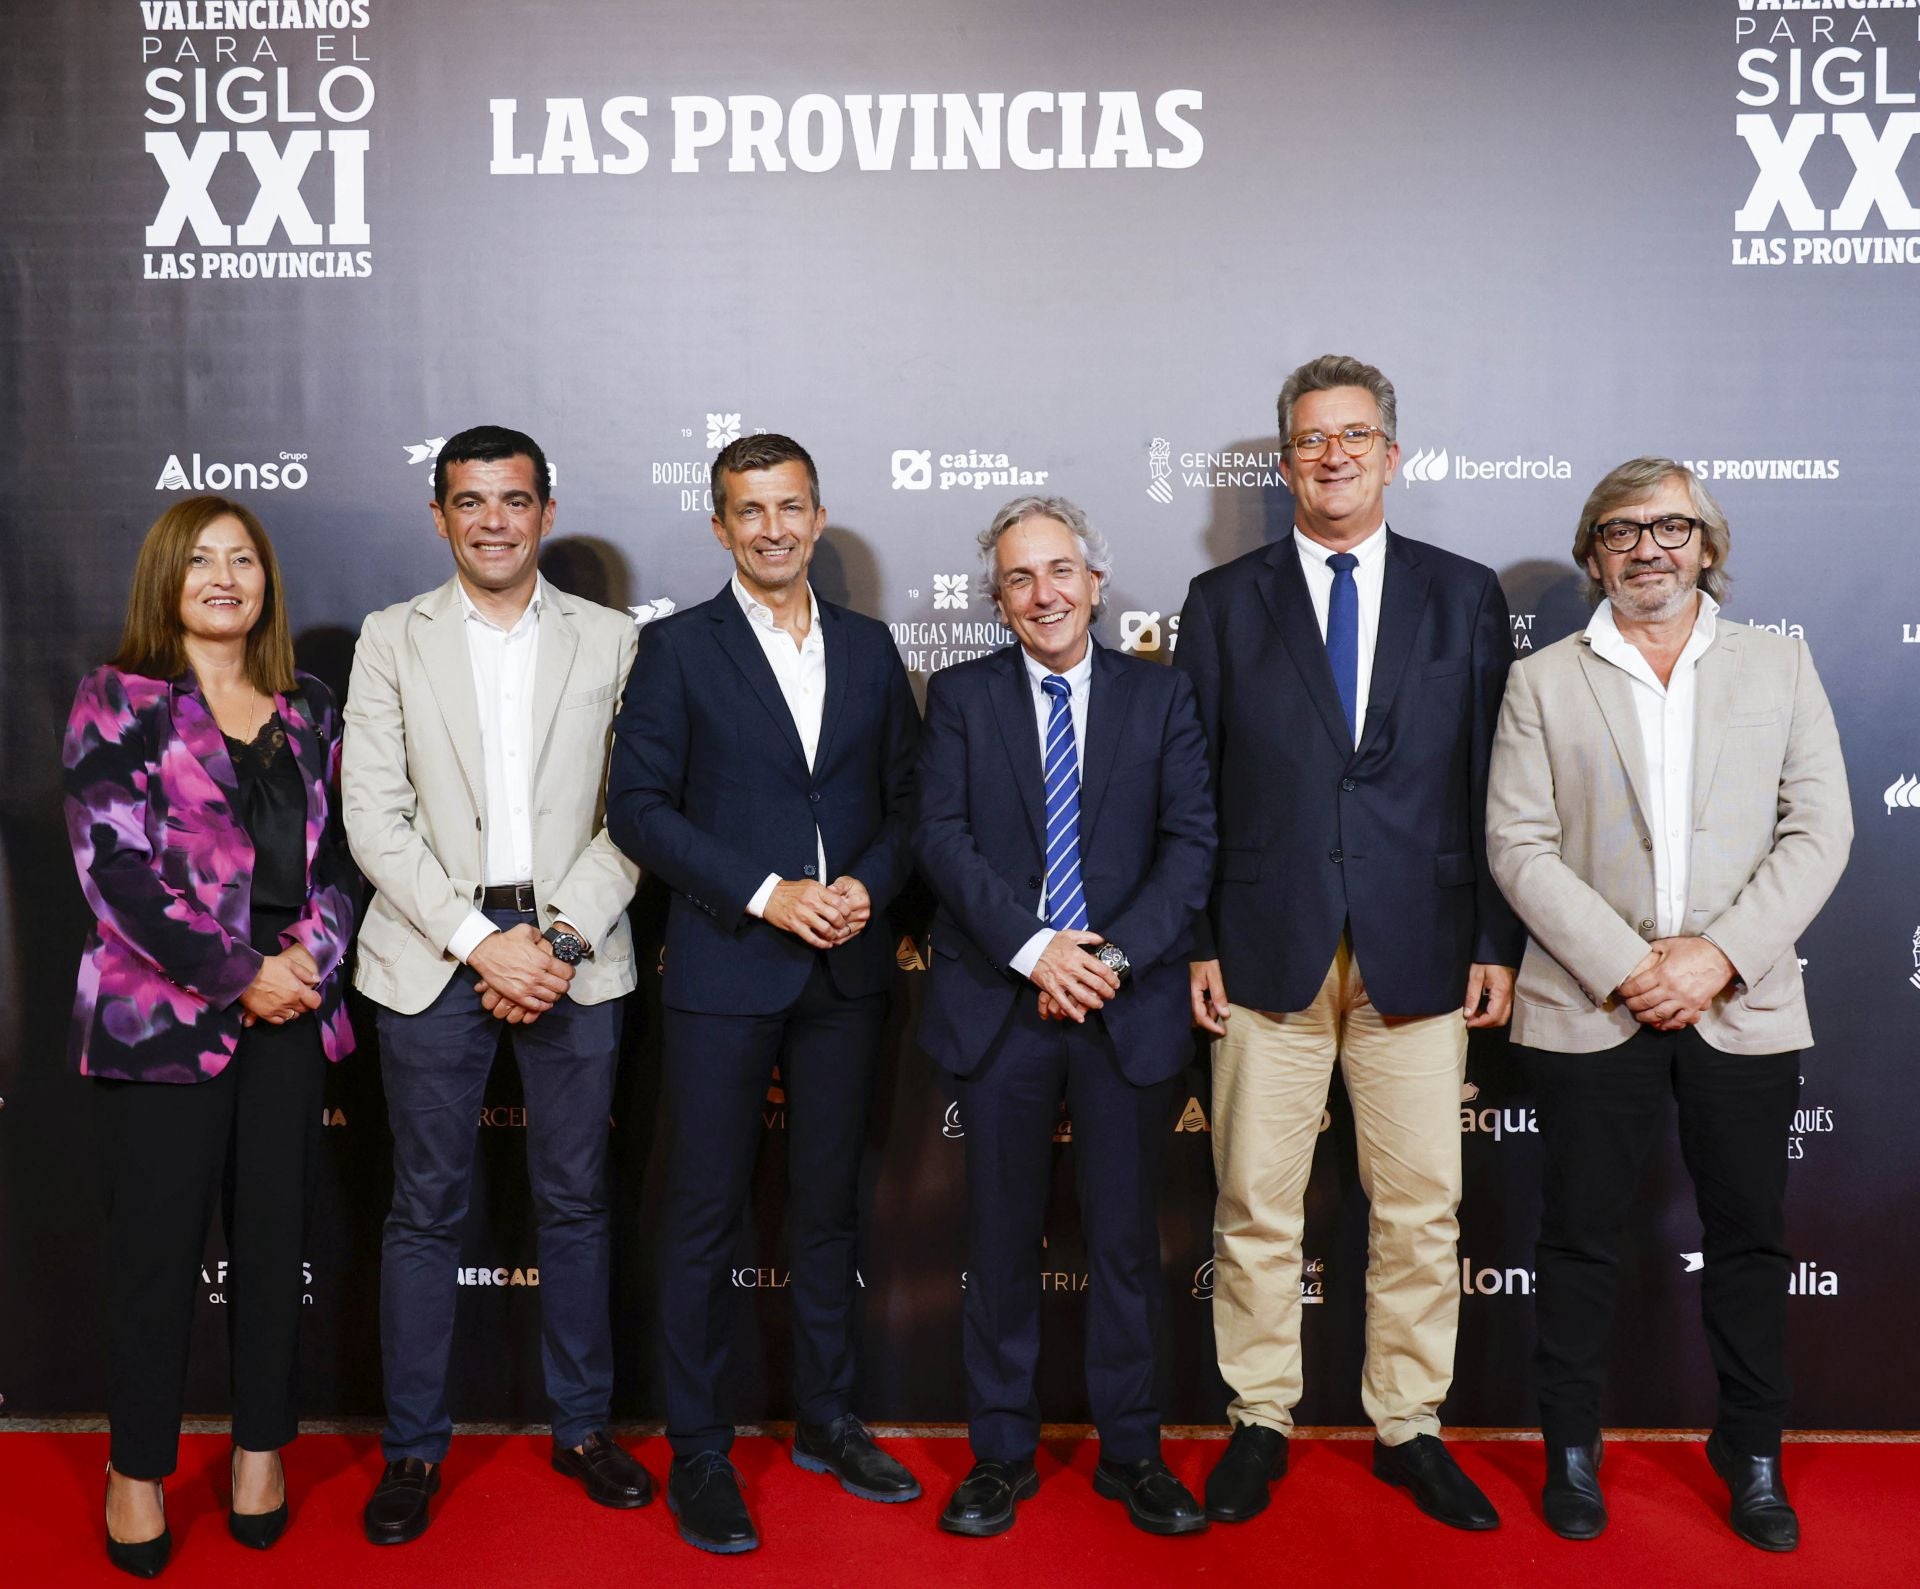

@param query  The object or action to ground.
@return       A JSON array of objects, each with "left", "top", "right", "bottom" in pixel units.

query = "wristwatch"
[
  {"left": 542, "top": 925, "right": 588, "bottom": 965},
  {"left": 1087, "top": 943, "right": 1130, "bottom": 985}
]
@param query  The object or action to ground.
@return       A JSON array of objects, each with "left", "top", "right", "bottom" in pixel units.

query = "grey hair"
[
  {"left": 1573, "top": 457, "right": 1732, "bottom": 606},
  {"left": 977, "top": 495, "right": 1114, "bottom": 617},
  {"left": 1277, "top": 353, "right": 1398, "bottom": 445}
]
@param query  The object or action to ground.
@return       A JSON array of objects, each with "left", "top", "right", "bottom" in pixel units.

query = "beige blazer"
[
  {"left": 343, "top": 576, "right": 641, "bottom": 1013},
  {"left": 1486, "top": 619, "right": 1850, "bottom": 1054}
]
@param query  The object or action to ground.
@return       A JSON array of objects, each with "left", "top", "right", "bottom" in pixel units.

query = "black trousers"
[
  {"left": 96, "top": 1014, "right": 325, "bottom": 1479},
  {"left": 657, "top": 955, "right": 887, "bottom": 1455},
  {"left": 1524, "top": 1025, "right": 1799, "bottom": 1457},
  {"left": 951, "top": 1001, "right": 1176, "bottom": 1466}
]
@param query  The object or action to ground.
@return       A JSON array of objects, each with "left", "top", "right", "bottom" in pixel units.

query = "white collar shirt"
[
  {"left": 445, "top": 577, "right": 544, "bottom": 963},
  {"left": 1584, "top": 590, "right": 1720, "bottom": 939},
  {"left": 1008, "top": 642, "right": 1095, "bottom": 977},
  {"left": 1294, "top": 519, "right": 1388, "bottom": 737},
  {"left": 734, "top": 575, "right": 830, "bottom": 916}
]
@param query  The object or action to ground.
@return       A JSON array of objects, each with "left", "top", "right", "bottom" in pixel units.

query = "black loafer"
[
  {"left": 363, "top": 1457, "right": 439, "bottom": 1546},
  {"left": 939, "top": 1459, "right": 1039, "bottom": 1537},
  {"left": 792, "top": 1415, "right": 921, "bottom": 1503},
  {"left": 1542, "top": 1439, "right": 1606, "bottom": 1540},
  {"left": 1706, "top": 1433, "right": 1799, "bottom": 1552},
  {"left": 552, "top": 1430, "right": 653, "bottom": 1509},
  {"left": 228, "top": 1448, "right": 289, "bottom": 1550},
  {"left": 104, "top": 1467, "right": 170, "bottom": 1579},
  {"left": 1092, "top": 1457, "right": 1209, "bottom": 1536},
  {"left": 1205, "top": 1423, "right": 1289, "bottom": 1522},
  {"left": 667, "top": 1452, "right": 758, "bottom": 1554},
  {"left": 1373, "top": 1435, "right": 1499, "bottom": 1531}
]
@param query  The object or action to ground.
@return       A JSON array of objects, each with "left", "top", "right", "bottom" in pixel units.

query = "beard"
[{"left": 1607, "top": 562, "right": 1700, "bottom": 624}]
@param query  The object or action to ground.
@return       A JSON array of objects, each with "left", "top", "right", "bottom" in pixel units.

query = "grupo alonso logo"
[{"left": 157, "top": 451, "right": 309, "bottom": 491}]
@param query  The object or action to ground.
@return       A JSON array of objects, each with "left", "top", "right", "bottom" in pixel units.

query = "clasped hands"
[
  {"left": 1616, "top": 937, "right": 1735, "bottom": 1030},
  {"left": 238, "top": 943, "right": 322, "bottom": 1027},
  {"left": 763, "top": 875, "right": 872, "bottom": 950},
  {"left": 1032, "top": 929, "right": 1120, "bottom": 1024},
  {"left": 473, "top": 923, "right": 575, "bottom": 1025}
]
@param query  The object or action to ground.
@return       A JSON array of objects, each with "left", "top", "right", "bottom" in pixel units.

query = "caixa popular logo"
[{"left": 157, "top": 451, "right": 309, "bottom": 491}]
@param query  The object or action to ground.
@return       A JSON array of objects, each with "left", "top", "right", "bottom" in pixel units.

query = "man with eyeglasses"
[
  {"left": 1174, "top": 355, "right": 1522, "bottom": 1531},
  {"left": 1487, "top": 458, "right": 1850, "bottom": 1551}
]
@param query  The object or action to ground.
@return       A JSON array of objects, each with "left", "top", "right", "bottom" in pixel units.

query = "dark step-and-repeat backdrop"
[{"left": 2, "top": 1, "right": 1915, "bottom": 1432}]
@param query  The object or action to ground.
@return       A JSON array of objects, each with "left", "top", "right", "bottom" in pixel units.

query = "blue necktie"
[
  {"left": 1326, "top": 552, "right": 1359, "bottom": 741},
  {"left": 1040, "top": 674, "right": 1090, "bottom": 931}
]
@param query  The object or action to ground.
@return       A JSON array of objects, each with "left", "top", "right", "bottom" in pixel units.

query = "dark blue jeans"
[{"left": 375, "top": 908, "right": 620, "bottom": 1460}]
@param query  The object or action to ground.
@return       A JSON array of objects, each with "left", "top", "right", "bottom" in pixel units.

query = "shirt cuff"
[
  {"left": 1009, "top": 928, "right": 1054, "bottom": 981},
  {"left": 745, "top": 873, "right": 782, "bottom": 919},
  {"left": 447, "top": 911, "right": 501, "bottom": 965}
]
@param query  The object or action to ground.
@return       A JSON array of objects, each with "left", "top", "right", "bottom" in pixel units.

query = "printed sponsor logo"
[
  {"left": 479, "top": 1105, "right": 527, "bottom": 1128},
  {"left": 1511, "top": 613, "right": 1536, "bottom": 653},
  {"left": 1680, "top": 1251, "right": 1839, "bottom": 1296},
  {"left": 1682, "top": 456, "right": 1840, "bottom": 482},
  {"left": 706, "top": 412, "right": 741, "bottom": 449},
  {"left": 891, "top": 448, "right": 1048, "bottom": 493},
  {"left": 1731, "top": 9, "right": 1920, "bottom": 268},
  {"left": 1118, "top": 609, "right": 1180, "bottom": 656},
  {"left": 933, "top": 573, "right": 970, "bottom": 611},
  {"left": 1146, "top": 437, "right": 1173, "bottom": 504},
  {"left": 1910, "top": 925, "right": 1920, "bottom": 992},
  {"left": 456, "top": 1265, "right": 539, "bottom": 1286},
  {"left": 1460, "top": 1257, "right": 1535, "bottom": 1297},
  {"left": 942, "top": 1101, "right": 965, "bottom": 1139},
  {"left": 1786, "top": 1102, "right": 1834, "bottom": 1161},
  {"left": 1401, "top": 446, "right": 1572, "bottom": 484},
  {"left": 1176, "top": 1096, "right": 1210, "bottom": 1133},
  {"left": 203, "top": 1257, "right": 316, "bottom": 1306},
  {"left": 156, "top": 451, "right": 309, "bottom": 490},
  {"left": 628, "top": 596, "right": 678, "bottom": 628},
  {"left": 490, "top": 89, "right": 1205, "bottom": 178},
  {"left": 140, "top": 2, "right": 376, "bottom": 282},
  {"left": 1191, "top": 1255, "right": 1324, "bottom": 1303},
  {"left": 895, "top": 935, "right": 927, "bottom": 972},
  {"left": 403, "top": 437, "right": 445, "bottom": 467},
  {"left": 1884, "top": 774, "right": 1920, "bottom": 812},
  {"left": 321, "top": 1107, "right": 346, "bottom": 1126}
]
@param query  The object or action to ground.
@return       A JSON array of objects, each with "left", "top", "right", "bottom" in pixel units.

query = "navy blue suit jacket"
[
  {"left": 913, "top": 641, "right": 1216, "bottom": 1084},
  {"left": 1174, "top": 530, "right": 1524, "bottom": 1017},
  {"left": 606, "top": 585, "right": 918, "bottom": 1015}
]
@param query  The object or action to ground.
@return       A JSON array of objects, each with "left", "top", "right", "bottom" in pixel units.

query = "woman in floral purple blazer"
[{"left": 63, "top": 495, "right": 356, "bottom": 1577}]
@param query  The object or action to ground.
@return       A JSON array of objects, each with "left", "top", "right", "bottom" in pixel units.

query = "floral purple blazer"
[{"left": 63, "top": 665, "right": 358, "bottom": 1083}]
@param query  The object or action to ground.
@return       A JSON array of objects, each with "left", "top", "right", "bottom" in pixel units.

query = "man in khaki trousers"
[{"left": 1174, "top": 355, "right": 1523, "bottom": 1530}]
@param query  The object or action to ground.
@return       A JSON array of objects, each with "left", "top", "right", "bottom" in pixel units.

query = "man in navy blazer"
[
  {"left": 1175, "top": 356, "right": 1524, "bottom": 1532},
  {"left": 915, "top": 496, "right": 1215, "bottom": 1539},
  {"left": 606, "top": 434, "right": 921, "bottom": 1555}
]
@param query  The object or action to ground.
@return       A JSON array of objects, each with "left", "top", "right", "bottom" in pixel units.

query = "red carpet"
[{"left": 4, "top": 1431, "right": 1914, "bottom": 1587}]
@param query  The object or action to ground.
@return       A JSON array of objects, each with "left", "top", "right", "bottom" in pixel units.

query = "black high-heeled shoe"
[
  {"left": 228, "top": 1446, "right": 289, "bottom": 1550},
  {"left": 105, "top": 1464, "right": 171, "bottom": 1578}
]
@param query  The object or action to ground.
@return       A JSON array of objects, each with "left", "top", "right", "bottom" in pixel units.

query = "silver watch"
[{"left": 1088, "top": 943, "right": 1130, "bottom": 985}]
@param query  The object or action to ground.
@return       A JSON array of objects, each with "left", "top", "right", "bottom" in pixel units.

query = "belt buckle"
[{"left": 514, "top": 882, "right": 536, "bottom": 914}]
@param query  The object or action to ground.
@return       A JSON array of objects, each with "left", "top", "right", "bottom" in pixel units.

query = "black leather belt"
[{"left": 481, "top": 882, "right": 538, "bottom": 912}]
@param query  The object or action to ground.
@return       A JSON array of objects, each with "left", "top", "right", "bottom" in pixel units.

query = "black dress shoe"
[
  {"left": 105, "top": 1467, "right": 171, "bottom": 1579},
  {"left": 1205, "top": 1423, "right": 1289, "bottom": 1523},
  {"left": 1542, "top": 1439, "right": 1606, "bottom": 1540},
  {"left": 228, "top": 1448, "right": 289, "bottom": 1550},
  {"left": 363, "top": 1457, "right": 439, "bottom": 1546},
  {"left": 792, "top": 1414, "right": 921, "bottom": 1502},
  {"left": 939, "top": 1459, "right": 1039, "bottom": 1538},
  {"left": 1093, "top": 1457, "right": 1209, "bottom": 1537},
  {"left": 1706, "top": 1433, "right": 1799, "bottom": 1552},
  {"left": 552, "top": 1430, "right": 654, "bottom": 1508},
  {"left": 1373, "top": 1435, "right": 1500, "bottom": 1531},
  {"left": 667, "top": 1452, "right": 759, "bottom": 1554}
]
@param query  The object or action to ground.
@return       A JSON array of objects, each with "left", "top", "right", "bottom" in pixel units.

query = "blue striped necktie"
[
  {"left": 1326, "top": 551, "right": 1359, "bottom": 740},
  {"left": 1040, "top": 674, "right": 1089, "bottom": 931}
]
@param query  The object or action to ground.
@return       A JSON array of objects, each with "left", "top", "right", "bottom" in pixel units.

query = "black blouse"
[{"left": 223, "top": 715, "right": 308, "bottom": 916}]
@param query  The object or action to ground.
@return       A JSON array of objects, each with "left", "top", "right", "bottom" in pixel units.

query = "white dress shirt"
[
  {"left": 446, "top": 577, "right": 544, "bottom": 963},
  {"left": 734, "top": 576, "right": 830, "bottom": 918},
  {"left": 1008, "top": 644, "right": 1094, "bottom": 979},
  {"left": 1294, "top": 519, "right": 1388, "bottom": 737},
  {"left": 1583, "top": 590, "right": 1720, "bottom": 939}
]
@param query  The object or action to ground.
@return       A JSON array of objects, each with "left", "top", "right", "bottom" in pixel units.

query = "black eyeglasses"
[
  {"left": 1593, "top": 515, "right": 1703, "bottom": 554},
  {"left": 1283, "top": 425, "right": 1388, "bottom": 461}
]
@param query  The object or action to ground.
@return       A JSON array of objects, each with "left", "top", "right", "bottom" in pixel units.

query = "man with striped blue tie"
[{"left": 914, "top": 496, "right": 1217, "bottom": 1540}]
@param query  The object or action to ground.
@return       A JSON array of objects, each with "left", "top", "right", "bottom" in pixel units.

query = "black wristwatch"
[
  {"left": 542, "top": 925, "right": 588, "bottom": 965},
  {"left": 1087, "top": 943, "right": 1130, "bottom": 985}
]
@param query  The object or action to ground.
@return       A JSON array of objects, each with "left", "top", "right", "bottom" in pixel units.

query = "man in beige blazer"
[
  {"left": 343, "top": 425, "right": 647, "bottom": 1544},
  {"left": 1487, "top": 457, "right": 1850, "bottom": 1554}
]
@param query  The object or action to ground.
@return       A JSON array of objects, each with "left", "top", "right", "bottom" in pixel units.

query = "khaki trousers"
[{"left": 1211, "top": 938, "right": 1468, "bottom": 1445}]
